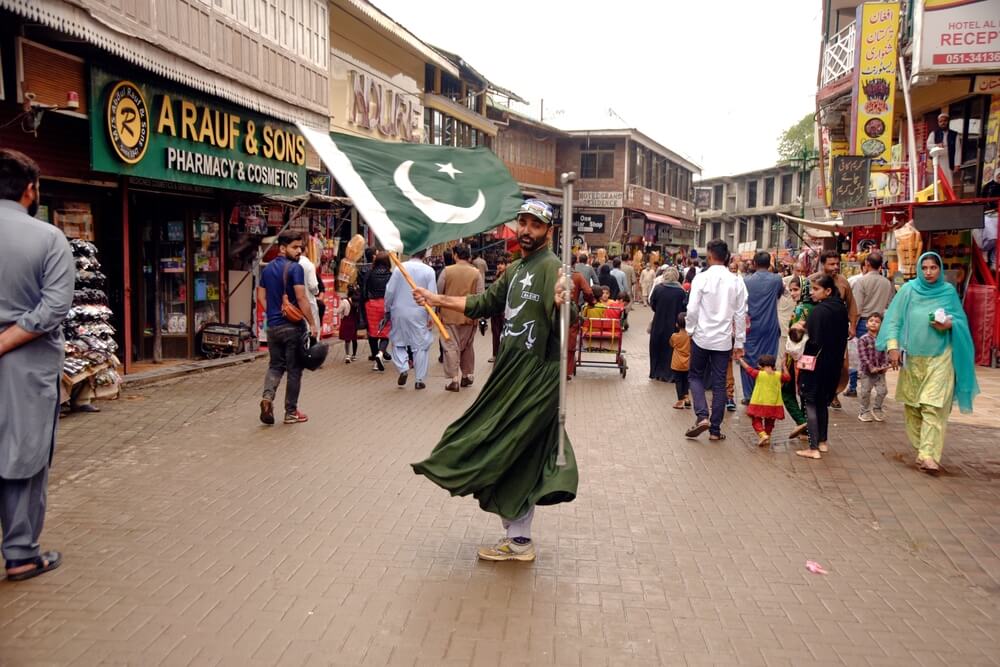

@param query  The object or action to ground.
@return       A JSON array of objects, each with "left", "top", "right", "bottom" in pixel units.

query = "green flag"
[{"left": 298, "top": 125, "right": 523, "bottom": 253}]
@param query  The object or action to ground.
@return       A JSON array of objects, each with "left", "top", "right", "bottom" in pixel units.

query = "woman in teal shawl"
[{"left": 876, "top": 252, "right": 979, "bottom": 472}]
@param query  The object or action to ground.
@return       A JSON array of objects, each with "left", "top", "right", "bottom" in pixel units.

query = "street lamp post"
[{"left": 785, "top": 146, "right": 820, "bottom": 246}]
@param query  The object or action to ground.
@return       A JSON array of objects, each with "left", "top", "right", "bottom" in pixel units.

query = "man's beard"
[
  {"left": 27, "top": 193, "right": 39, "bottom": 218},
  {"left": 519, "top": 235, "right": 543, "bottom": 252}
]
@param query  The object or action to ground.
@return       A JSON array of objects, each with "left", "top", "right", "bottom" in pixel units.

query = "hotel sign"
[
  {"left": 578, "top": 191, "right": 623, "bottom": 208},
  {"left": 913, "top": 0, "right": 1000, "bottom": 75}
]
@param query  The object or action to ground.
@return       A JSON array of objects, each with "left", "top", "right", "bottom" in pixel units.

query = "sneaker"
[
  {"left": 445, "top": 381, "right": 460, "bottom": 392},
  {"left": 726, "top": 400, "right": 737, "bottom": 412},
  {"left": 283, "top": 410, "right": 308, "bottom": 424},
  {"left": 373, "top": 358, "right": 385, "bottom": 372},
  {"left": 843, "top": 389, "right": 858, "bottom": 398},
  {"left": 397, "top": 371, "right": 408, "bottom": 387},
  {"left": 344, "top": 357, "right": 352, "bottom": 364},
  {"left": 477, "top": 538, "right": 535, "bottom": 562},
  {"left": 415, "top": 381, "right": 426, "bottom": 390},
  {"left": 259, "top": 399, "right": 275, "bottom": 425},
  {"left": 858, "top": 412, "right": 874, "bottom": 422},
  {"left": 350, "top": 355, "right": 357, "bottom": 361},
  {"left": 872, "top": 410, "right": 885, "bottom": 422},
  {"left": 382, "top": 351, "right": 391, "bottom": 361}
]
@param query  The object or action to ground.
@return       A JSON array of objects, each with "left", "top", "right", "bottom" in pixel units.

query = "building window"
[
  {"left": 764, "top": 177, "right": 774, "bottom": 206},
  {"left": 726, "top": 194, "right": 736, "bottom": 212},
  {"left": 712, "top": 185, "right": 723, "bottom": 209},
  {"left": 581, "top": 142, "right": 615, "bottom": 179},
  {"left": 780, "top": 173, "right": 793, "bottom": 205},
  {"left": 746, "top": 181, "right": 757, "bottom": 208},
  {"left": 753, "top": 216, "right": 765, "bottom": 245}
]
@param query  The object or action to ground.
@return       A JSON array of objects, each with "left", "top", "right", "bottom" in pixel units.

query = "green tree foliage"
[{"left": 777, "top": 113, "right": 816, "bottom": 161}]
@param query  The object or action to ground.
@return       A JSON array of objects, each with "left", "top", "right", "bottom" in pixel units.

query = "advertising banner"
[
  {"left": 914, "top": 0, "right": 1000, "bottom": 75},
  {"left": 850, "top": 2, "right": 899, "bottom": 169},
  {"left": 90, "top": 66, "right": 307, "bottom": 194}
]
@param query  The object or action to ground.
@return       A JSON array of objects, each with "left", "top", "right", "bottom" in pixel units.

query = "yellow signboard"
[{"left": 851, "top": 2, "right": 899, "bottom": 169}]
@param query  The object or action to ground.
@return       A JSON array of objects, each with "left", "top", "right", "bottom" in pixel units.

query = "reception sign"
[
  {"left": 850, "top": 2, "right": 899, "bottom": 169},
  {"left": 90, "top": 67, "right": 307, "bottom": 194},
  {"left": 913, "top": 0, "right": 1000, "bottom": 75}
]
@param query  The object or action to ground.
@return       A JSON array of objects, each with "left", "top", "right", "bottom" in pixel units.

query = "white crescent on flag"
[{"left": 393, "top": 160, "right": 486, "bottom": 225}]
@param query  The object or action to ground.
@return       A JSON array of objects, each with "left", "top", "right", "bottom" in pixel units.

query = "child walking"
[
  {"left": 669, "top": 312, "right": 691, "bottom": 409},
  {"left": 738, "top": 354, "right": 791, "bottom": 447},
  {"left": 857, "top": 312, "right": 889, "bottom": 422},
  {"left": 336, "top": 284, "right": 360, "bottom": 363}
]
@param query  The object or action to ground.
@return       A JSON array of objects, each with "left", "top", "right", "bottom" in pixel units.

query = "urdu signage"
[{"left": 91, "top": 67, "right": 307, "bottom": 194}]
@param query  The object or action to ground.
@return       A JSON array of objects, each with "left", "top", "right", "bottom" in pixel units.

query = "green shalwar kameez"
[{"left": 412, "top": 249, "right": 578, "bottom": 520}]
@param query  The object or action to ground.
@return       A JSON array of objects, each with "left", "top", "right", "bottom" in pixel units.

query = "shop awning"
[{"left": 636, "top": 210, "right": 682, "bottom": 226}]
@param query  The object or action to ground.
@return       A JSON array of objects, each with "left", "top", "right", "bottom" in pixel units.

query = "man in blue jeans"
[
  {"left": 258, "top": 232, "right": 317, "bottom": 425},
  {"left": 684, "top": 239, "right": 747, "bottom": 441}
]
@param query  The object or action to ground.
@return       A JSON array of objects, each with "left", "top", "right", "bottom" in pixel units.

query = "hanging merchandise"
[
  {"left": 61, "top": 239, "right": 122, "bottom": 407},
  {"left": 336, "top": 234, "right": 366, "bottom": 293}
]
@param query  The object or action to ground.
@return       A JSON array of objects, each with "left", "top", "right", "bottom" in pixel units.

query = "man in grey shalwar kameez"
[
  {"left": 384, "top": 251, "right": 437, "bottom": 389},
  {"left": 0, "top": 149, "right": 75, "bottom": 581}
]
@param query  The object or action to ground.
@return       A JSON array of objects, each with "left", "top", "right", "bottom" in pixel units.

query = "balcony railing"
[{"left": 821, "top": 22, "right": 856, "bottom": 87}]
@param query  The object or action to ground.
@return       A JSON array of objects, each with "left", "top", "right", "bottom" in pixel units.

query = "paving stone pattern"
[{"left": 1, "top": 307, "right": 998, "bottom": 665}]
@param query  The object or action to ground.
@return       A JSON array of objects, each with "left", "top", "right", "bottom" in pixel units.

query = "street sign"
[{"left": 572, "top": 213, "right": 606, "bottom": 233}]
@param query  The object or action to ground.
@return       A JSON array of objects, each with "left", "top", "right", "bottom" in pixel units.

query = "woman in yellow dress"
[{"left": 877, "top": 252, "right": 979, "bottom": 472}]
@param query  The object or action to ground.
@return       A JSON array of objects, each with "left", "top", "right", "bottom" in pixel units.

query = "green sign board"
[{"left": 90, "top": 66, "right": 307, "bottom": 194}]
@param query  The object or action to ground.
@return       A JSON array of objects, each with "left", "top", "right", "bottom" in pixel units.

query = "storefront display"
[{"left": 61, "top": 240, "right": 121, "bottom": 405}]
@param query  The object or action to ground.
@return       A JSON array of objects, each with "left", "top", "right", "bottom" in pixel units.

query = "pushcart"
[{"left": 575, "top": 302, "right": 628, "bottom": 378}]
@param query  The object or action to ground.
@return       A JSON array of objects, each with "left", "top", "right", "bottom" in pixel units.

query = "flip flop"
[
  {"left": 6, "top": 551, "right": 62, "bottom": 582},
  {"left": 685, "top": 420, "right": 711, "bottom": 438}
]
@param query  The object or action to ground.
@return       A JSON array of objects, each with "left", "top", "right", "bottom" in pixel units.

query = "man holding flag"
[
  {"left": 298, "top": 126, "right": 575, "bottom": 561},
  {"left": 411, "top": 200, "right": 577, "bottom": 562}
]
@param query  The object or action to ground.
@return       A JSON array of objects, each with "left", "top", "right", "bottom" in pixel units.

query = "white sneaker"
[
  {"left": 477, "top": 538, "right": 535, "bottom": 562},
  {"left": 872, "top": 410, "right": 885, "bottom": 422},
  {"left": 858, "top": 412, "right": 874, "bottom": 422}
]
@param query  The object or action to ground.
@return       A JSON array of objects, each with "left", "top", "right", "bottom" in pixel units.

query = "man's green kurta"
[{"left": 412, "top": 248, "right": 577, "bottom": 520}]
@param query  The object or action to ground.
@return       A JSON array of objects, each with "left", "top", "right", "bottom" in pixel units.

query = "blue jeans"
[
  {"left": 688, "top": 342, "right": 731, "bottom": 436},
  {"left": 847, "top": 317, "right": 868, "bottom": 392}
]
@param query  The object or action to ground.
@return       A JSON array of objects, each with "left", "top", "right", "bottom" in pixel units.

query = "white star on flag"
[
  {"left": 519, "top": 271, "right": 534, "bottom": 290},
  {"left": 436, "top": 162, "right": 462, "bottom": 179}
]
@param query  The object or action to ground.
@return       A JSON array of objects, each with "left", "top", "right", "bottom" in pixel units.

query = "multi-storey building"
[
  {"left": 696, "top": 165, "right": 822, "bottom": 251},
  {"left": 1, "top": 0, "right": 329, "bottom": 366},
  {"left": 816, "top": 0, "right": 999, "bottom": 204},
  {"left": 554, "top": 129, "right": 700, "bottom": 256}
]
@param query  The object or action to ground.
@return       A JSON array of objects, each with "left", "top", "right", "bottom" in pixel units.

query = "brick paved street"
[{"left": 1, "top": 306, "right": 999, "bottom": 666}]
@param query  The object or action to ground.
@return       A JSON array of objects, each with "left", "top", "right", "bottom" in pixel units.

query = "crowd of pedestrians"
[{"left": 641, "top": 238, "right": 979, "bottom": 471}]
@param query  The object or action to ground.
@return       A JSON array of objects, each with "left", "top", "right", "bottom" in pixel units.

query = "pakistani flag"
[{"left": 298, "top": 125, "right": 523, "bottom": 253}]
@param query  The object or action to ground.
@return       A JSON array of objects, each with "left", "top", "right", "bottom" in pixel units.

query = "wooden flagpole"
[{"left": 388, "top": 251, "right": 450, "bottom": 341}]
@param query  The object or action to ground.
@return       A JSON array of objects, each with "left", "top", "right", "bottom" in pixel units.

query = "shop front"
[{"left": 88, "top": 66, "right": 308, "bottom": 367}]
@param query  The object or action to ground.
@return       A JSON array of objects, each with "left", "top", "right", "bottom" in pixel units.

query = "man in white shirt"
[
  {"left": 685, "top": 239, "right": 748, "bottom": 440},
  {"left": 298, "top": 236, "right": 321, "bottom": 343},
  {"left": 926, "top": 113, "right": 962, "bottom": 187}
]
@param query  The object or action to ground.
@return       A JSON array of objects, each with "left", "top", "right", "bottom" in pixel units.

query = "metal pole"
[
  {"left": 898, "top": 56, "right": 919, "bottom": 200},
  {"left": 557, "top": 171, "right": 576, "bottom": 467}
]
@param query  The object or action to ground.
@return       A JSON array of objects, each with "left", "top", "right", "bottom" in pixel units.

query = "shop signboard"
[
  {"left": 694, "top": 187, "right": 712, "bottom": 210},
  {"left": 578, "top": 191, "right": 624, "bottom": 208},
  {"left": 913, "top": 0, "right": 1000, "bottom": 75},
  {"left": 831, "top": 156, "right": 872, "bottom": 210},
  {"left": 825, "top": 135, "right": 850, "bottom": 207},
  {"left": 974, "top": 75, "right": 1000, "bottom": 95},
  {"left": 983, "top": 96, "right": 1000, "bottom": 190},
  {"left": 90, "top": 66, "right": 307, "bottom": 194},
  {"left": 572, "top": 213, "right": 606, "bottom": 233},
  {"left": 850, "top": 2, "right": 899, "bottom": 169}
]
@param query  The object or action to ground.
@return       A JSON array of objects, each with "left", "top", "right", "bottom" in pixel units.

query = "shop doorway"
[{"left": 129, "top": 191, "right": 223, "bottom": 362}]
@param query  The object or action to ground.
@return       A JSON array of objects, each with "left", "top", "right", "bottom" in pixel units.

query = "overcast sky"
[{"left": 370, "top": 0, "right": 822, "bottom": 179}]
